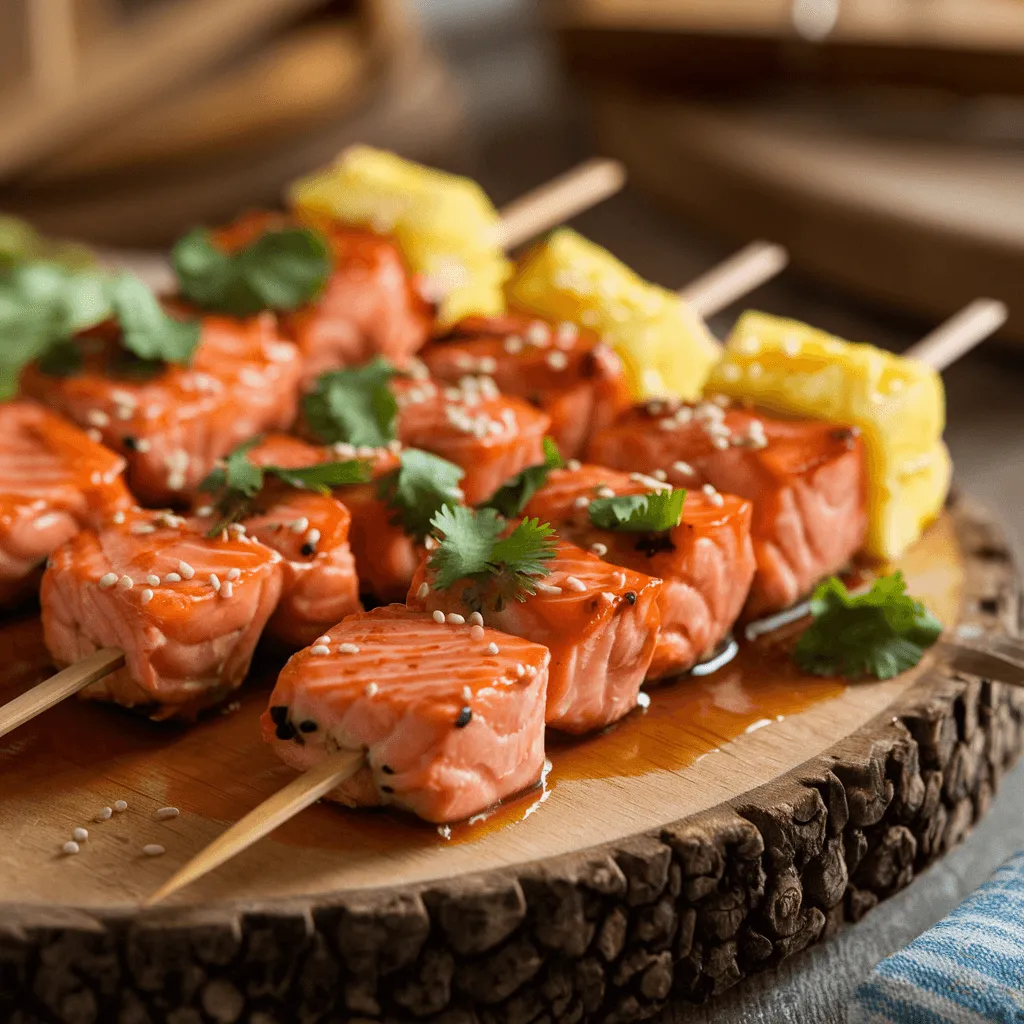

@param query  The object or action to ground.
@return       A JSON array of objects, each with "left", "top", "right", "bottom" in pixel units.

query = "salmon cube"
[
  {"left": 409, "top": 536, "right": 662, "bottom": 734},
  {"left": 523, "top": 465, "right": 755, "bottom": 678},
  {"left": 41, "top": 510, "right": 283, "bottom": 719},
  {"left": 211, "top": 211, "right": 433, "bottom": 385},
  {"left": 423, "top": 313, "right": 630, "bottom": 458},
  {"left": 0, "top": 401, "right": 134, "bottom": 607},
  {"left": 588, "top": 399, "right": 868, "bottom": 616},
  {"left": 262, "top": 604, "right": 550, "bottom": 824},
  {"left": 22, "top": 313, "right": 302, "bottom": 506},
  {"left": 395, "top": 376, "right": 550, "bottom": 505}
]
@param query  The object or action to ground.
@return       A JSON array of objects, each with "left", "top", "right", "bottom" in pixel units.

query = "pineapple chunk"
[
  {"left": 288, "top": 146, "right": 511, "bottom": 326},
  {"left": 707, "top": 311, "right": 949, "bottom": 560},
  {"left": 506, "top": 228, "right": 720, "bottom": 401}
]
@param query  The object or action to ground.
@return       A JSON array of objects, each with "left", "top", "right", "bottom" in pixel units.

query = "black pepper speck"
[
  {"left": 455, "top": 707, "right": 472, "bottom": 728},
  {"left": 269, "top": 705, "right": 289, "bottom": 725},
  {"left": 381, "top": 764, "right": 395, "bottom": 774},
  {"left": 298, "top": 720, "right": 317, "bottom": 733},
  {"left": 122, "top": 436, "right": 138, "bottom": 450},
  {"left": 300, "top": 542, "right": 315, "bottom": 557},
  {"left": 380, "top": 785, "right": 395, "bottom": 794},
  {"left": 624, "top": 591, "right": 637, "bottom": 605},
  {"left": 275, "top": 722, "right": 296, "bottom": 741}
]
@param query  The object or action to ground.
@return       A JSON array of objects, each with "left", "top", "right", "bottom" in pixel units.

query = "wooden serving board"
[{"left": 0, "top": 494, "right": 1021, "bottom": 1021}]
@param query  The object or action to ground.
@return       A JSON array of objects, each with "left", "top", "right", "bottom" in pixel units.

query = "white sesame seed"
[
  {"left": 145, "top": 574, "right": 160, "bottom": 587},
  {"left": 565, "top": 576, "right": 587, "bottom": 593},
  {"left": 573, "top": 496, "right": 590, "bottom": 509},
  {"left": 209, "top": 574, "right": 221, "bottom": 592},
  {"left": 316, "top": 636, "right": 331, "bottom": 645},
  {"left": 486, "top": 642, "right": 500, "bottom": 655},
  {"left": 720, "top": 364, "right": 742, "bottom": 382},
  {"left": 177, "top": 561, "right": 194, "bottom": 580},
  {"left": 702, "top": 484, "right": 725, "bottom": 507},
  {"left": 112, "top": 511, "right": 126, "bottom": 525},
  {"left": 62, "top": 841, "right": 80, "bottom": 855},
  {"left": 163, "top": 572, "right": 181, "bottom": 584},
  {"left": 652, "top": 469, "right": 668, "bottom": 481},
  {"left": 135, "top": 439, "right": 151, "bottom": 453},
  {"left": 221, "top": 581, "right": 233, "bottom": 599},
  {"left": 338, "top": 643, "right": 360, "bottom": 654},
  {"left": 364, "top": 682, "right": 379, "bottom": 697},
  {"left": 227, "top": 568, "right": 241, "bottom": 581},
  {"left": 310, "top": 645, "right": 331, "bottom": 656},
  {"left": 527, "top": 322, "right": 550, "bottom": 345},
  {"left": 535, "top": 581, "right": 563, "bottom": 595},
  {"left": 131, "top": 523, "right": 156, "bottom": 535},
  {"left": 227, "top": 523, "right": 246, "bottom": 537},
  {"left": 596, "top": 486, "right": 616, "bottom": 499},
  {"left": 289, "top": 517, "right": 309, "bottom": 534},
  {"left": 86, "top": 410, "right": 110, "bottom": 427},
  {"left": 470, "top": 624, "right": 485, "bottom": 640},
  {"left": 156, "top": 807, "right": 179, "bottom": 820},
  {"left": 462, "top": 685, "right": 473, "bottom": 702},
  {"left": 637, "top": 692, "right": 652, "bottom": 709},
  {"left": 712, "top": 436, "right": 729, "bottom": 450},
  {"left": 504, "top": 335, "right": 523, "bottom": 354},
  {"left": 96, "top": 807, "right": 112, "bottom": 821},
  {"left": 113, "top": 800, "right": 128, "bottom": 812},
  {"left": 515, "top": 664, "right": 526, "bottom": 678},
  {"left": 432, "top": 610, "right": 445, "bottom": 624},
  {"left": 590, "top": 542, "right": 608, "bottom": 557},
  {"left": 546, "top": 351, "right": 568, "bottom": 371},
  {"left": 142, "top": 844, "right": 165, "bottom": 857},
  {"left": 468, "top": 611, "right": 483, "bottom": 626},
  {"left": 118, "top": 575, "right": 133, "bottom": 590},
  {"left": 565, "top": 459, "right": 581, "bottom": 472},
  {"left": 447, "top": 613, "right": 465, "bottom": 625},
  {"left": 141, "top": 589, "right": 154, "bottom": 605},
  {"left": 86, "top": 428, "right": 102, "bottom": 443},
  {"left": 672, "top": 461, "right": 695, "bottom": 476},
  {"left": 98, "top": 572, "right": 118, "bottom": 589},
  {"left": 72, "top": 827, "right": 89, "bottom": 842}
]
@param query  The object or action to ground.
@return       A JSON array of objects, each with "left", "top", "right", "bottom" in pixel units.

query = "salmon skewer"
[
  {"left": 21, "top": 313, "right": 302, "bottom": 506},
  {"left": 522, "top": 464, "right": 756, "bottom": 678},
  {"left": 42, "top": 508, "right": 283, "bottom": 720},
  {"left": 588, "top": 399, "right": 868, "bottom": 617},
  {"left": 408, "top": 522, "right": 662, "bottom": 734},
  {"left": 263, "top": 604, "right": 550, "bottom": 823},
  {"left": 0, "top": 400, "right": 134, "bottom": 607}
]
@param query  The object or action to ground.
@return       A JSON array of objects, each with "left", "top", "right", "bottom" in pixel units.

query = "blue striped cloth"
[{"left": 849, "top": 849, "right": 1024, "bottom": 1023}]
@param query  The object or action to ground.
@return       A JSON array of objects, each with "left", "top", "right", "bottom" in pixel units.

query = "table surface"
[{"left": 411, "top": 2, "right": 1024, "bottom": 1021}]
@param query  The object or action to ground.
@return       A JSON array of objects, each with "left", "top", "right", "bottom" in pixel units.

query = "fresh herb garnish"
[
  {"left": 0, "top": 261, "right": 198, "bottom": 398},
  {"left": 304, "top": 359, "right": 400, "bottom": 447},
  {"left": 377, "top": 448, "right": 464, "bottom": 542},
  {"left": 482, "top": 436, "right": 562, "bottom": 517},
  {"left": 794, "top": 571, "right": 942, "bottom": 680},
  {"left": 428, "top": 505, "right": 557, "bottom": 608},
  {"left": 588, "top": 489, "right": 686, "bottom": 532},
  {"left": 199, "top": 438, "right": 371, "bottom": 534},
  {"left": 173, "top": 226, "right": 331, "bottom": 316}
]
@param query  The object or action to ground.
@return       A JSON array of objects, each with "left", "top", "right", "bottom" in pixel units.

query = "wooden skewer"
[
  {"left": 678, "top": 241, "right": 789, "bottom": 318},
  {"left": 903, "top": 298, "right": 1007, "bottom": 372},
  {"left": 144, "top": 748, "right": 363, "bottom": 906}
]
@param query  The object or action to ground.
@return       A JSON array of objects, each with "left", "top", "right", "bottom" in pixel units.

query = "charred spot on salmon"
[
  {"left": 275, "top": 721, "right": 296, "bottom": 741},
  {"left": 625, "top": 591, "right": 637, "bottom": 605},
  {"left": 381, "top": 764, "right": 395, "bottom": 774},
  {"left": 455, "top": 707, "right": 473, "bottom": 728},
  {"left": 635, "top": 532, "right": 676, "bottom": 557},
  {"left": 527, "top": 392, "right": 544, "bottom": 409},
  {"left": 269, "top": 705, "right": 289, "bottom": 726},
  {"left": 298, "top": 720, "right": 318, "bottom": 733},
  {"left": 380, "top": 785, "right": 395, "bottom": 794},
  {"left": 579, "top": 351, "right": 598, "bottom": 379}
]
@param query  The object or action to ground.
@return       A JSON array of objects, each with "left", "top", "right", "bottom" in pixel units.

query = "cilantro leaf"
[
  {"left": 107, "top": 272, "right": 200, "bottom": 366},
  {"left": 588, "top": 489, "right": 686, "bottom": 532},
  {"left": 427, "top": 505, "right": 557, "bottom": 607},
  {"left": 482, "top": 436, "right": 563, "bottom": 517},
  {"left": 794, "top": 571, "right": 942, "bottom": 680},
  {"left": 173, "top": 226, "right": 331, "bottom": 316},
  {"left": 377, "top": 448, "right": 464, "bottom": 542},
  {"left": 268, "top": 460, "right": 371, "bottom": 494},
  {"left": 304, "top": 359, "right": 400, "bottom": 446}
]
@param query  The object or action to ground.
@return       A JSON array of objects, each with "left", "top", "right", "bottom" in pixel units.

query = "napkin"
[{"left": 849, "top": 849, "right": 1024, "bottom": 1023}]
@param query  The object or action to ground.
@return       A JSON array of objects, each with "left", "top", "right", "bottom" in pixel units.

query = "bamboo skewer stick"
[
  {"left": 903, "top": 299, "right": 1007, "bottom": 371},
  {"left": 144, "top": 748, "right": 364, "bottom": 906},
  {"left": 678, "top": 241, "right": 789, "bottom": 317}
]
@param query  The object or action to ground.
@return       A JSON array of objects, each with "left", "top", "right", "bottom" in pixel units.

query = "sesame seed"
[
  {"left": 221, "top": 581, "right": 233, "bottom": 599},
  {"left": 141, "top": 589, "right": 153, "bottom": 605},
  {"left": 546, "top": 351, "right": 568, "bottom": 371},
  {"left": 447, "top": 613, "right": 465, "bottom": 625},
  {"left": 86, "top": 428, "right": 102, "bottom": 443},
  {"left": 338, "top": 643, "right": 360, "bottom": 654},
  {"left": 113, "top": 800, "right": 128, "bottom": 812},
  {"left": 504, "top": 335, "right": 523, "bottom": 354},
  {"left": 177, "top": 561, "right": 195, "bottom": 580},
  {"left": 118, "top": 575, "right": 133, "bottom": 590},
  {"left": 573, "top": 496, "right": 590, "bottom": 509},
  {"left": 62, "top": 841, "right": 80, "bottom": 855},
  {"left": 96, "top": 807, "right": 112, "bottom": 821},
  {"left": 720, "top": 364, "right": 742, "bottom": 382},
  {"left": 416, "top": 582, "right": 429, "bottom": 599},
  {"left": 209, "top": 574, "right": 221, "bottom": 592},
  {"left": 316, "top": 636, "right": 330, "bottom": 645},
  {"left": 164, "top": 572, "right": 181, "bottom": 584},
  {"left": 304, "top": 528, "right": 321, "bottom": 548},
  {"left": 227, "top": 568, "right": 241, "bottom": 581},
  {"left": 135, "top": 439, "right": 151, "bottom": 453},
  {"left": 712, "top": 436, "right": 729, "bottom": 450},
  {"left": 98, "top": 572, "right": 118, "bottom": 589},
  {"left": 131, "top": 523, "right": 155, "bottom": 535},
  {"left": 112, "top": 511, "right": 126, "bottom": 525},
  {"left": 227, "top": 523, "right": 246, "bottom": 537},
  {"left": 470, "top": 624, "right": 485, "bottom": 640},
  {"left": 702, "top": 484, "right": 725, "bottom": 507},
  {"left": 142, "top": 844, "right": 165, "bottom": 857},
  {"left": 535, "top": 582, "right": 562, "bottom": 595},
  {"left": 486, "top": 642, "right": 499, "bottom": 655},
  {"left": 310, "top": 645, "right": 331, "bottom": 656},
  {"left": 672, "top": 461, "right": 695, "bottom": 476},
  {"left": 596, "top": 486, "right": 616, "bottom": 499},
  {"left": 432, "top": 610, "right": 445, "bottom": 624},
  {"left": 156, "top": 807, "right": 179, "bottom": 820},
  {"left": 72, "top": 827, "right": 89, "bottom": 842},
  {"left": 637, "top": 692, "right": 652, "bottom": 709},
  {"left": 468, "top": 611, "right": 483, "bottom": 626},
  {"left": 565, "top": 459, "right": 581, "bottom": 472},
  {"left": 145, "top": 575, "right": 160, "bottom": 586},
  {"left": 364, "top": 682, "right": 379, "bottom": 697},
  {"left": 590, "top": 542, "right": 608, "bottom": 557},
  {"left": 86, "top": 410, "right": 110, "bottom": 427},
  {"left": 515, "top": 664, "right": 526, "bottom": 678},
  {"left": 462, "top": 685, "right": 473, "bottom": 702},
  {"left": 564, "top": 576, "right": 587, "bottom": 593},
  {"left": 652, "top": 469, "right": 668, "bottom": 481}
]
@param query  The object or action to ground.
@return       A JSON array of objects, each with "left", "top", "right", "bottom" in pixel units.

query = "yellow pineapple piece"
[
  {"left": 707, "top": 311, "right": 949, "bottom": 560},
  {"left": 507, "top": 228, "right": 720, "bottom": 401},
  {"left": 288, "top": 146, "right": 511, "bottom": 326}
]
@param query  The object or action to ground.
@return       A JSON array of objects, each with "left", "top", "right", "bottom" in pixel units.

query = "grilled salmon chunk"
[
  {"left": 395, "top": 375, "right": 549, "bottom": 505},
  {"left": 523, "top": 465, "right": 755, "bottom": 679},
  {"left": 262, "top": 604, "right": 550, "bottom": 824},
  {"left": 409, "top": 536, "right": 662, "bottom": 734},
  {"left": 213, "top": 211, "right": 433, "bottom": 384},
  {"left": 42, "top": 509, "right": 283, "bottom": 719},
  {"left": 588, "top": 399, "right": 868, "bottom": 616},
  {"left": 0, "top": 401, "right": 134, "bottom": 607},
  {"left": 22, "top": 313, "right": 301, "bottom": 506},
  {"left": 423, "top": 313, "right": 630, "bottom": 458}
]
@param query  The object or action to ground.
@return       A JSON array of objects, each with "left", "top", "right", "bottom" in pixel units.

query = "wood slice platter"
[
  {"left": 584, "top": 90, "right": 1024, "bottom": 347},
  {"left": 0, "top": 493, "right": 1021, "bottom": 1021}
]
